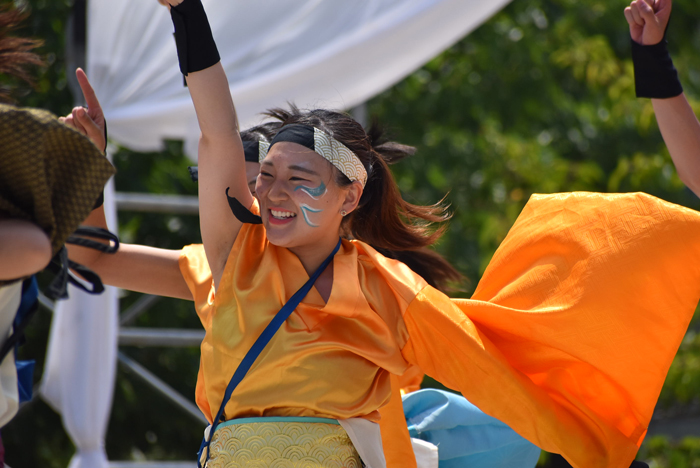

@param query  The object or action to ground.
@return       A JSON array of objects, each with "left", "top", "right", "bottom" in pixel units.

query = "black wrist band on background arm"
[
  {"left": 170, "top": 0, "right": 220, "bottom": 77},
  {"left": 632, "top": 38, "right": 683, "bottom": 99}
]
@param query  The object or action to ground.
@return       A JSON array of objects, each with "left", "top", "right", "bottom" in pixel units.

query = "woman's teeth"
[{"left": 271, "top": 210, "right": 296, "bottom": 219}]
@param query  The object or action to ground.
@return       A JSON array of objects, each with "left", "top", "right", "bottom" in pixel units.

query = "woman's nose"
[{"left": 266, "top": 179, "right": 289, "bottom": 201}]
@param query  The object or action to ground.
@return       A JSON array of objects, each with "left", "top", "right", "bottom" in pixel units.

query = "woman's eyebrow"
[{"left": 288, "top": 165, "right": 320, "bottom": 176}]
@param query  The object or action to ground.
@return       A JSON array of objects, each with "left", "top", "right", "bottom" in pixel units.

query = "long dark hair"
[
  {"left": 264, "top": 105, "right": 462, "bottom": 291},
  {"left": 0, "top": 5, "right": 43, "bottom": 103}
]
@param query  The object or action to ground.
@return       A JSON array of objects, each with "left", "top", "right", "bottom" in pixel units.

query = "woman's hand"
[
  {"left": 58, "top": 68, "right": 106, "bottom": 152},
  {"left": 624, "top": 0, "right": 672, "bottom": 45}
]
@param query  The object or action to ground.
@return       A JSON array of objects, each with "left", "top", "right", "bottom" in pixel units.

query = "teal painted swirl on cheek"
[
  {"left": 300, "top": 204, "right": 322, "bottom": 227},
  {"left": 294, "top": 183, "right": 327, "bottom": 227},
  {"left": 294, "top": 182, "right": 327, "bottom": 200}
]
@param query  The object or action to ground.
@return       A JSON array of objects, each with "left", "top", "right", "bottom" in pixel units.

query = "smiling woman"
[{"left": 165, "top": 1, "right": 700, "bottom": 467}]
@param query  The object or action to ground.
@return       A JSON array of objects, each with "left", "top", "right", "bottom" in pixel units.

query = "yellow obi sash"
[{"left": 205, "top": 417, "right": 362, "bottom": 468}]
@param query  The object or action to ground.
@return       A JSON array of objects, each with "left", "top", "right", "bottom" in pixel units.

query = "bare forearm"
[
  {"left": 67, "top": 206, "right": 109, "bottom": 268},
  {"left": 90, "top": 243, "right": 192, "bottom": 300},
  {"left": 653, "top": 94, "right": 700, "bottom": 196},
  {"left": 68, "top": 208, "right": 192, "bottom": 300}
]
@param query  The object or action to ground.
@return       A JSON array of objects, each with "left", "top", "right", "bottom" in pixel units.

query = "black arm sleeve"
[
  {"left": 170, "top": 0, "right": 221, "bottom": 77},
  {"left": 632, "top": 38, "right": 683, "bottom": 99}
]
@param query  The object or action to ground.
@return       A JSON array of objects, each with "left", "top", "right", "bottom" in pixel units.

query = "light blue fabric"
[{"left": 403, "top": 389, "right": 541, "bottom": 468}]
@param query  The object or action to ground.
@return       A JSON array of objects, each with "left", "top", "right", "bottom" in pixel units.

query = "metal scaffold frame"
[
  {"left": 37, "top": 193, "right": 204, "bottom": 468},
  {"left": 110, "top": 193, "right": 204, "bottom": 467}
]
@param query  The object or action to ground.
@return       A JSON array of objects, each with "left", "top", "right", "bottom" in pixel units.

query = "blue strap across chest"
[{"left": 197, "top": 238, "right": 342, "bottom": 467}]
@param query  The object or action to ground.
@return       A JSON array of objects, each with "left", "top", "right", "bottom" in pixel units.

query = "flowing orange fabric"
[
  {"left": 379, "top": 374, "right": 418, "bottom": 468},
  {"left": 397, "top": 366, "right": 424, "bottom": 395},
  {"left": 377, "top": 367, "right": 425, "bottom": 467},
  {"left": 398, "top": 192, "right": 700, "bottom": 468}
]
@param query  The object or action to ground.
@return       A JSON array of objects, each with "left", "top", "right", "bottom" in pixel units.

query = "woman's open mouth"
[{"left": 268, "top": 209, "right": 297, "bottom": 225}]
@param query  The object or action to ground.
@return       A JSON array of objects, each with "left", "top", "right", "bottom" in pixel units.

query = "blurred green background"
[{"left": 2, "top": 0, "right": 700, "bottom": 466}]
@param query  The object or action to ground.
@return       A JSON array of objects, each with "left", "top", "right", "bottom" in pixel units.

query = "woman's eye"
[
  {"left": 260, "top": 171, "right": 272, "bottom": 177},
  {"left": 290, "top": 177, "right": 308, "bottom": 182}
]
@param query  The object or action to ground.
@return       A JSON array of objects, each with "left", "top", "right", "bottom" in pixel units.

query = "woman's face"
[{"left": 255, "top": 142, "right": 360, "bottom": 250}]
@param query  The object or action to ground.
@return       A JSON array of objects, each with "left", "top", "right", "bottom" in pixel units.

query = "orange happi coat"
[{"left": 180, "top": 192, "right": 700, "bottom": 468}]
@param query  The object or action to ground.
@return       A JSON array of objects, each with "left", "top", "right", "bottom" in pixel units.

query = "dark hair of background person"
[
  {"left": 265, "top": 105, "right": 463, "bottom": 291},
  {"left": 0, "top": 5, "right": 43, "bottom": 103},
  {"left": 242, "top": 121, "right": 280, "bottom": 143}
]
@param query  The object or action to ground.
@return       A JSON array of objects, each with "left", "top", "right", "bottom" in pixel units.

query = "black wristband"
[
  {"left": 170, "top": 0, "right": 220, "bottom": 77},
  {"left": 632, "top": 38, "right": 683, "bottom": 99}
]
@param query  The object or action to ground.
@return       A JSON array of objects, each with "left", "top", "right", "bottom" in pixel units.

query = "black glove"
[
  {"left": 170, "top": 0, "right": 220, "bottom": 77},
  {"left": 632, "top": 37, "right": 683, "bottom": 99}
]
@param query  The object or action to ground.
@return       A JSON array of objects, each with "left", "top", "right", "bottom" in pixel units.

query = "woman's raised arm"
[
  {"left": 164, "top": 0, "right": 253, "bottom": 288},
  {"left": 625, "top": 0, "right": 700, "bottom": 197}
]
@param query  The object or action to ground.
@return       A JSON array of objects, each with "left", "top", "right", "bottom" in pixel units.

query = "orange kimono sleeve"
[
  {"left": 179, "top": 244, "right": 215, "bottom": 422},
  {"left": 179, "top": 244, "right": 214, "bottom": 327},
  {"left": 401, "top": 192, "right": 700, "bottom": 468},
  {"left": 397, "top": 365, "right": 424, "bottom": 395}
]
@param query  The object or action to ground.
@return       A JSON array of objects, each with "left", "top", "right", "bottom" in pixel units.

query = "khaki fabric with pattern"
[
  {"left": 205, "top": 420, "right": 362, "bottom": 468},
  {"left": 0, "top": 103, "right": 115, "bottom": 256}
]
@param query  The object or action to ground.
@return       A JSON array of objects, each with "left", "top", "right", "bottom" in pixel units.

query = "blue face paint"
[
  {"left": 294, "top": 182, "right": 327, "bottom": 200},
  {"left": 300, "top": 204, "right": 322, "bottom": 227}
]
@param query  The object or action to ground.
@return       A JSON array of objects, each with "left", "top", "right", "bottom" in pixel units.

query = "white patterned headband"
[
  {"left": 244, "top": 140, "right": 270, "bottom": 163},
  {"left": 266, "top": 124, "right": 368, "bottom": 187}
]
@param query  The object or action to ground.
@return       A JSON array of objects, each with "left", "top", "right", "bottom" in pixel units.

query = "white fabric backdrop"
[
  {"left": 87, "top": 0, "right": 513, "bottom": 158},
  {"left": 41, "top": 0, "right": 513, "bottom": 466},
  {"left": 41, "top": 175, "right": 119, "bottom": 468}
]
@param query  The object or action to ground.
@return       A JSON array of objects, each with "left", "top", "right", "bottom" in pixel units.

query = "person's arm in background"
[
  {"left": 625, "top": 0, "right": 700, "bottom": 197},
  {"left": 61, "top": 69, "right": 193, "bottom": 300}
]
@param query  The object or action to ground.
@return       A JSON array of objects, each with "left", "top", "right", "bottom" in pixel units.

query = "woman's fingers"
[
  {"left": 60, "top": 114, "right": 83, "bottom": 134},
  {"left": 624, "top": 7, "right": 637, "bottom": 29},
  {"left": 629, "top": 2, "right": 646, "bottom": 26},
  {"left": 75, "top": 107, "right": 106, "bottom": 150},
  {"left": 637, "top": 0, "right": 657, "bottom": 23},
  {"left": 71, "top": 107, "right": 88, "bottom": 134},
  {"left": 76, "top": 69, "right": 102, "bottom": 115}
]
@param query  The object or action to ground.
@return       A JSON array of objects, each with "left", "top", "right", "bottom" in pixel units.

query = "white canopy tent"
[{"left": 40, "top": 0, "right": 512, "bottom": 466}]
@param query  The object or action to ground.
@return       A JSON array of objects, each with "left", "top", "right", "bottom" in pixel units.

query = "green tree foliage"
[
  {"left": 370, "top": 0, "right": 699, "bottom": 284},
  {"left": 2, "top": 0, "right": 700, "bottom": 466}
]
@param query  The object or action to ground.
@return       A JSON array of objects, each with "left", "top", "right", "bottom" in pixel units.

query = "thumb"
[
  {"left": 75, "top": 108, "right": 105, "bottom": 150},
  {"left": 656, "top": 0, "right": 672, "bottom": 29}
]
